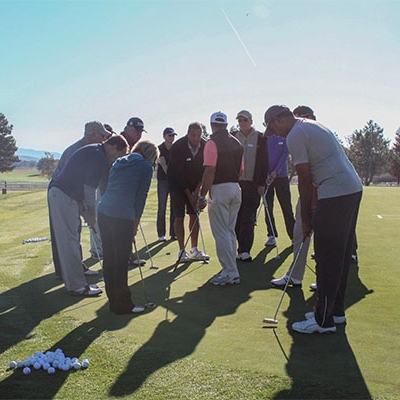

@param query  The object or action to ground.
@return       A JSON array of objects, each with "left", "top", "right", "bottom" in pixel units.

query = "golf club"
[
  {"left": 133, "top": 239, "right": 156, "bottom": 310},
  {"left": 89, "top": 228, "right": 103, "bottom": 270},
  {"left": 263, "top": 239, "right": 305, "bottom": 327},
  {"left": 173, "top": 212, "right": 200, "bottom": 271},
  {"left": 139, "top": 223, "right": 159, "bottom": 270},
  {"left": 196, "top": 211, "right": 209, "bottom": 264},
  {"left": 262, "top": 188, "right": 280, "bottom": 259}
]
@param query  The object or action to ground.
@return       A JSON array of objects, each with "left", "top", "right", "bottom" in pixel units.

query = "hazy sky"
[{"left": 1, "top": 0, "right": 399, "bottom": 153}]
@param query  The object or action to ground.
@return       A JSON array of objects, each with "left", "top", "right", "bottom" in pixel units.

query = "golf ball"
[
  {"left": 47, "top": 367, "right": 56, "bottom": 374},
  {"left": 81, "top": 359, "right": 89, "bottom": 368},
  {"left": 23, "top": 367, "right": 31, "bottom": 375},
  {"left": 17, "top": 361, "right": 24, "bottom": 368},
  {"left": 33, "top": 362, "right": 41, "bottom": 370},
  {"left": 9, "top": 361, "right": 17, "bottom": 369},
  {"left": 72, "top": 362, "right": 81, "bottom": 370}
]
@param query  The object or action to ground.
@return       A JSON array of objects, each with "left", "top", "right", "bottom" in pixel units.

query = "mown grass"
[{"left": 0, "top": 180, "right": 399, "bottom": 399}]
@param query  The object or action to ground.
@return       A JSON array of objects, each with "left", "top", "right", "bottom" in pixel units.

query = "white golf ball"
[
  {"left": 33, "top": 362, "right": 41, "bottom": 370},
  {"left": 17, "top": 361, "right": 24, "bottom": 368},
  {"left": 43, "top": 362, "right": 50, "bottom": 370},
  {"left": 47, "top": 367, "right": 56, "bottom": 374},
  {"left": 72, "top": 362, "right": 81, "bottom": 370},
  {"left": 81, "top": 359, "right": 90, "bottom": 368},
  {"left": 23, "top": 367, "right": 31, "bottom": 375},
  {"left": 9, "top": 361, "right": 17, "bottom": 369}
]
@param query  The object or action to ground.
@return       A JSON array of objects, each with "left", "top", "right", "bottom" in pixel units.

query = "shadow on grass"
[
  {"left": 108, "top": 245, "right": 293, "bottom": 397},
  {"left": 271, "top": 262, "right": 373, "bottom": 399}
]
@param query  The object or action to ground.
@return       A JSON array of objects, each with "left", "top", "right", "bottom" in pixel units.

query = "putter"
[
  {"left": 196, "top": 211, "right": 209, "bottom": 264},
  {"left": 173, "top": 212, "right": 200, "bottom": 271},
  {"left": 133, "top": 240, "right": 156, "bottom": 310},
  {"left": 90, "top": 228, "right": 103, "bottom": 270},
  {"left": 139, "top": 223, "right": 159, "bottom": 270},
  {"left": 263, "top": 239, "right": 305, "bottom": 327},
  {"left": 262, "top": 188, "right": 280, "bottom": 259}
]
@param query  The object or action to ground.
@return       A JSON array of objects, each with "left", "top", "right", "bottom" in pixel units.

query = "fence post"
[{"left": 2, "top": 181, "right": 7, "bottom": 195}]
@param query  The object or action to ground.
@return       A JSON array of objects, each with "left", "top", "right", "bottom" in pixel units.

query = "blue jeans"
[{"left": 157, "top": 179, "right": 175, "bottom": 237}]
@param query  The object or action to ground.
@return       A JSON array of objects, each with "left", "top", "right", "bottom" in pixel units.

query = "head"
[
  {"left": 293, "top": 105, "right": 316, "bottom": 121},
  {"left": 236, "top": 110, "right": 253, "bottom": 134},
  {"left": 185, "top": 122, "right": 202, "bottom": 148},
  {"left": 123, "top": 117, "right": 146, "bottom": 147},
  {"left": 210, "top": 111, "right": 228, "bottom": 134},
  {"left": 263, "top": 105, "right": 296, "bottom": 138},
  {"left": 84, "top": 121, "right": 112, "bottom": 144},
  {"left": 132, "top": 140, "right": 159, "bottom": 166},
  {"left": 163, "top": 127, "right": 177, "bottom": 144},
  {"left": 103, "top": 134, "right": 130, "bottom": 164}
]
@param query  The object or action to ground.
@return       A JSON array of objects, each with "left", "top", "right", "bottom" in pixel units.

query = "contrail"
[{"left": 221, "top": 8, "right": 256, "bottom": 67}]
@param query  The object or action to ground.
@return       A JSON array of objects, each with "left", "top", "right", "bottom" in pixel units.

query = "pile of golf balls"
[{"left": 9, "top": 349, "right": 90, "bottom": 375}]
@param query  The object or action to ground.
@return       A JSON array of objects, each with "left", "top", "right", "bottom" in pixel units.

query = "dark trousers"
[
  {"left": 235, "top": 181, "right": 260, "bottom": 254},
  {"left": 314, "top": 191, "right": 362, "bottom": 327},
  {"left": 156, "top": 179, "right": 175, "bottom": 237},
  {"left": 265, "top": 177, "right": 295, "bottom": 239},
  {"left": 98, "top": 213, "right": 134, "bottom": 314}
]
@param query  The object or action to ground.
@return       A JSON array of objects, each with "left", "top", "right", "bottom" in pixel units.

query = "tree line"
[{"left": 1, "top": 112, "right": 400, "bottom": 185}]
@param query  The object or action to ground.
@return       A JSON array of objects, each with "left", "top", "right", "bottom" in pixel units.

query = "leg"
[
  {"left": 156, "top": 179, "right": 168, "bottom": 238},
  {"left": 265, "top": 183, "right": 278, "bottom": 237},
  {"left": 274, "top": 177, "right": 295, "bottom": 240}
]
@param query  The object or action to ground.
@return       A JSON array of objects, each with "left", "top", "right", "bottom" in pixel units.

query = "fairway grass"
[{"left": 0, "top": 184, "right": 399, "bottom": 399}]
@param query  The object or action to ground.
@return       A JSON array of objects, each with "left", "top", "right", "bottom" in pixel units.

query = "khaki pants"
[
  {"left": 48, "top": 187, "right": 87, "bottom": 292},
  {"left": 208, "top": 182, "right": 241, "bottom": 278}
]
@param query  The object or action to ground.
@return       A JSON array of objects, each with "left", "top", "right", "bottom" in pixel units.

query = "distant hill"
[{"left": 16, "top": 148, "right": 61, "bottom": 161}]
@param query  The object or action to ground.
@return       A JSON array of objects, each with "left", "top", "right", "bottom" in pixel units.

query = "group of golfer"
[{"left": 48, "top": 105, "right": 362, "bottom": 334}]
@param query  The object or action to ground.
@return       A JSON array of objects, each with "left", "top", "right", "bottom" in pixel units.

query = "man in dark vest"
[{"left": 197, "top": 111, "right": 244, "bottom": 285}]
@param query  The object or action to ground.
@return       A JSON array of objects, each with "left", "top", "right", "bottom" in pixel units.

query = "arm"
[
  {"left": 197, "top": 166, "right": 216, "bottom": 210},
  {"left": 296, "top": 162, "right": 313, "bottom": 240}
]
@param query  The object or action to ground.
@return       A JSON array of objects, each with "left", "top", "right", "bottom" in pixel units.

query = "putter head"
[
  {"left": 145, "top": 302, "right": 157, "bottom": 310},
  {"left": 274, "top": 255, "right": 281, "bottom": 260},
  {"left": 262, "top": 317, "right": 278, "bottom": 328},
  {"left": 149, "top": 265, "right": 159, "bottom": 270}
]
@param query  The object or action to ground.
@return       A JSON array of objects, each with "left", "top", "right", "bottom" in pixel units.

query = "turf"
[{"left": 0, "top": 183, "right": 399, "bottom": 399}]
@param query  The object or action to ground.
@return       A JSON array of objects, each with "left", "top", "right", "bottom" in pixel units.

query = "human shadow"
[
  {"left": 0, "top": 272, "right": 98, "bottom": 356},
  {"left": 108, "top": 245, "right": 293, "bottom": 397},
  {"left": 272, "top": 262, "right": 373, "bottom": 399}
]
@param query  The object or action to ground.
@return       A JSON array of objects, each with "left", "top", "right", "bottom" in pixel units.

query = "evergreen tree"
[
  {"left": 389, "top": 128, "right": 400, "bottom": 184},
  {"left": 0, "top": 113, "right": 19, "bottom": 173},
  {"left": 346, "top": 120, "right": 390, "bottom": 186}
]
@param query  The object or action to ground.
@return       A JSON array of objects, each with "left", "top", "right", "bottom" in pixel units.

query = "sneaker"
[
  {"left": 265, "top": 236, "right": 276, "bottom": 246},
  {"left": 132, "top": 305, "right": 145, "bottom": 313},
  {"left": 236, "top": 252, "right": 252, "bottom": 262},
  {"left": 209, "top": 274, "right": 240, "bottom": 286},
  {"left": 189, "top": 247, "right": 210, "bottom": 261},
  {"left": 158, "top": 236, "right": 167, "bottom": 242},
  {"left": 177, "top": 249, "right": 190, "bottom": 263},
  {"left": 351, "top": 254, "right": 358, "bottom": 263},
  {"left": 83, "top": 267, "right": 99, "bottom": 276},
  {"left": 305, "top": 311, "right": 347, "bottom": 324},
  {"left": 271, "top": 275, "right": 302, "bottom": 288},
  {"left": 292, "top": 317, "right": 336, "bottom": 334},
  {"left": 311, "top": 253, "right": 315, "bottom": 260},
  {"left": 309, "top": 283, "right": 317, "bottom": 291},
  {"left": 70, "top": 285, "right": 103, "bottom": 297},
  {"left": 132, "top": 258, "right": 146, "bottom": 266}
]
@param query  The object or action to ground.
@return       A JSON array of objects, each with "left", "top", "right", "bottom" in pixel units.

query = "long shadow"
[
  {"left": 108, "top": 245, "right": 293, "bottom": 397},
  {"left": 272, "top": 262, "right": 373, "bottom": 399},
  {"left": 0, "top": 273, "right": 97, "bottom": 356}
]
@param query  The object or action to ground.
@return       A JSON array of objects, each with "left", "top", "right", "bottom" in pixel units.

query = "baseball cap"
[
  {"left": 293, "top": 105, "right": 315, "bottom": 118},
  {"left": 210, "top": 111, "right": 228, "bottom": 124},
  {"left": 104, "top": 124, "right": 116, "bottom": 135},
  {"left": 163, "top": 127, "right": 177, "bottom": 136},
  {"left": 84, "top": 121, "right": 112, "bottom": 138},
  {"left": 263, "top": 105, "right": 291, "bottom": 126},
  {"left": 126, "top": 117, "right": 146, "bottom": 132},
  {"left": 236, "top": 110, "right": 252, "bottom": 120}
]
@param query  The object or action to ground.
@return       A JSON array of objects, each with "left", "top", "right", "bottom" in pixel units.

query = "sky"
[{"left": 1, "top": 0, "right": 399, "bottom": 153}]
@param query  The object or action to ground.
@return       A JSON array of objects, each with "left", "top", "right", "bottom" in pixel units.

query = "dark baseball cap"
[
  {"left": 263, "top": 105, "right": 291, "bottom": 126},
  {"left": 293, "top": 105, "right": 315, "bottom": 118},
  {"left": 126, "top": 117, "right": 146, "bottom": 132},
  {"left": 163, "top": 127, "right": 177, "bottom": 136}
]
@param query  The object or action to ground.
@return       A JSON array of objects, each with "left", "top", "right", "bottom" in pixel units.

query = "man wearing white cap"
[{"left": 197, "top": 112, "right": 244, "bottom": 285}]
